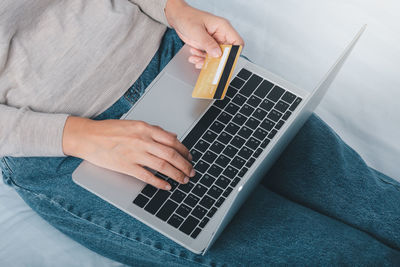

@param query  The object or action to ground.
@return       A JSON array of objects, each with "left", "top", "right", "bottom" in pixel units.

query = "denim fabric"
[{"left": 1, "top": 29, "right": 400, "bottom": 266}]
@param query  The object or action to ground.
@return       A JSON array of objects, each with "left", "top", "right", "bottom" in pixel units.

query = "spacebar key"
[{"left": 182, "top": 106, "right": 221, "bottom": 149}]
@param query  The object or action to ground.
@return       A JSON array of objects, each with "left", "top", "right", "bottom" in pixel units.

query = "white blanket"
[{"left": 1, "top": 1, "right": 399, "bottom": 266}]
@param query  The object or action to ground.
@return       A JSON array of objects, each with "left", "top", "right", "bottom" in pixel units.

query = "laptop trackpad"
[{"left": 125, "top": 73, "right": 213, "bottom": 140}]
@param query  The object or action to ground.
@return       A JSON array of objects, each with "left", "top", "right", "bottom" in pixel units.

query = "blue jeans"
[{"left": 1, "top": 29, "right": 400, "bottom": 266}]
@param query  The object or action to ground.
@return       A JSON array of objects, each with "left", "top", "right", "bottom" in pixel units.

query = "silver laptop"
[{"left": 72, "top": 26, "right": 366, "bottom": 254}]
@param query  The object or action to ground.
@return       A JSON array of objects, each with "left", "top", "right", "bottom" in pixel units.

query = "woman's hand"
[
  {"left": 165, "top": 0, "right": 244, "bottom": 69},
  {"left": 62, "top": 116, "right": 195, "bottom": 190}
]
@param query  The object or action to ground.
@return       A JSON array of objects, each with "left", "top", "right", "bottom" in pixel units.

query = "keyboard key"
[
  {"left": 202, "top": 150, "right": 218, "bottom": 164},
  {"left": 230, "top": 177, "right": 241, "bottom": 187},
  {"left": 200, "top": 195, "right": 216, "bottom": 209},
  {"left": 245, "top": 137, "right": 260, "bottom": 150},
  {"left": 232, "top": 93, "right": 247, "bottom": 106},
  {"left": 210, "top": 121, "right": 225, "bottom": 133},
  {"left": 260, "top": 139, "right": 270, "bottom": 148},
  {"left": 217, "top": 112, "right": 232, "bottom": 124},
  {"left": 167, "top": 178, "right": 179, "bottom": 191},
  {"left": 178, "top": 181, "right": 194, "bottom": 193},
  {"left": 260, "top": 99, "right": 274, "bottom": 112},
  {"left": 176, "top": 204, "right": 192, "bottom": 218},
  {"left": 191, "top": 227, "right": 202, "bottom": 239},
  {"left": 214, "top": 97, "right": 230, "bottom": 109},
  {"left": 275, "top": 120, "right": 285, "bottom": 130},
  {"left": 230, "top": 77, "right": 245, "bottom": 89},
  {"left": 167, "top": 214, "right": 184, "bottom": 228},
  {"left": 217, "top": 132, "right": 233, "bottom": 144},
  {"left": 184, "top": 194, "right": 200, "bottom": 208},
  {"left": 238, "top": 126, "right": 253, "bottom": 139},
  {"left": 253, "top": 128, "right": 268, "bottom": 141},
  {"left": 182, "top": 106, "right": 220, "bottom": 149},
  {"left": 268, "top": 129, "right": 278, "bottom": 139},
  {"left": 223, "top": 187, "right": 234, "bottom": 197},
  {"left": 226, "top": 86, "right": 238, "bottom": 98},
  {"left": 208, "top": 185, "right": 223, "bottom": 199},
  {"left": 199, "top": 217, "right": 210, "bottom": 228},
  {"left": 195, "top": 160, "right": 210, "bottom": 173},
  {"left": 260, "top": 119, "right": 275, "bottom": 131},
  {"left": 144, "top": 190, "right": 170, "bottom": 215},
  {"left": 191, "top": 172, "right": 202, "bottom": 183},
  {"left": 282, "top": 111, "right": 292, "bottom": 121},
  {"left": 225, "top": 122, "right": 240, "bottom": 135},
  {"left": 192, "top": 205, "right": 207, "bottom": 220},
  {"left": 245, "top": 157, "right": 256, "bottom": 168},
  {"left": 215, "top": 197, "right": 226, "bottom": 208},
  {"left": 239, "top": 104, "right": 254, "bottom": 117},
  {"left": 225, "top": 103, "right": 240, "bottom": 115},
  {"left": 210, "top": 141, "right": 225, "bottom": 154},
  {"left": 232, "top": 113, "right": 247, "bottom": 125},
  {"left": 254, "top": 148, "right": 263, "bottom": 158},
  {"left": 246, "top": 95, "right": 262, "bottom": 108},
  {"left": 208, "top": 164, "right": 224, "bottom": 178},
  {"left": 190, "top": 149, "right": 202, "bottom": 162},
  {"left": 245, "top": 117, "right": 261, "bottom": 130},
  {"left": 203, "top": 130, "right": 218, "bottom": 143},
  {"left": 289, "top": 97, "right": 302, "bottom": 111},
  {"left": 267, "top": 86, "right": 285, "bottom": 102},
  {"left": 170, "top": 190, "right": 186, "bottom": 203},
  {"left": 241, "top": 74, "right": 263, "bottom": 96},
  {"left": 275, "top": 100, "right": 290, "bottom": 113},
  {"left": 223, "top": 145, "right": 238, "bottom": 158},
  {"left": 192, "top": 183, "right": 208, "bottom": 198},
  {"left": 253, "top": 108, "right": 267, "bottom": 121},
  {"left": 141, "top": 185, "right": 157, "bottom": 198},
  {"left": 215, "top": 155, "right": 230, "bottom": 168},
  {"left": 237, "top": 68, "right": 252, "bottom": 80},
  {"left": 207, "top": 207, "right": 218, "bottom": 217},
  {"left": 267, "top": 109, "right": 283, "bottom": 122},
  {"left": 156, "top": 200, "right": 178, "bottom": 221},
  {"left": 223, "top": 166, "right": 239, "bottom": 179},
  {"left": 238, "top": 147, "right": 253, "bottom": 159},
  {"left": 215, "top": 176, "right": 230, "bottom": 189},
  {"left": 254, "top": 80, "right": 274, "bottom": 98},
  {"left": 194, "top": 140, "right": 210, "bottom": 153},
  {"left": 282, "top": 91, "right": 297, "bottom": 104},
  {"left": 231, "top": 156, "right": 246, "bottom": 170},
  {"left": 179, "top": 215, "right": 200, "bottom": 235},
  {"left": 238, "top": 167, "right": 248, "bottom": 178},
  {"left": 133, "top": 194, "right": 149, "bottom": 208},
  {"left": 230, "top": 135, "right": 246, "bottom": 149},
  {"left": 200, "top": 174, "right": 216, "bottom": 187}
]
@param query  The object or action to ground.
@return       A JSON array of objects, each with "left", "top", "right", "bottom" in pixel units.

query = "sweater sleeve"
[
  {"left": 128, "top": 0, "right": 170, "bottom": 27},
  {"left": 0, "top": 104, "right": 69, "bottom": 157}
]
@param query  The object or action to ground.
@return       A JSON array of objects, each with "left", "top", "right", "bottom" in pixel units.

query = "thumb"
[{"left": 199, "top": 29, "right": 221, "bottom": 58}]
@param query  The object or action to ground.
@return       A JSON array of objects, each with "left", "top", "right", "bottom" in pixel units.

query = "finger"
[
  {"left": 222, "top": 20, "right": 245, "bottom": 46},
  {"left": 150, "top": 125, "right": 192, "bottom": 161},
  {"left": 198, "top": 27, "right": 222, "bottom": 57},
  {"left": 146, "top": 141, "right": 194, "bottom": 179},
  {"left": 140, "top": 153, "right": 190, "bottom": 184},
  {"left": 190, "top": 47, "right": 207, "bottom": 57},
  {"left": 195, "top": 62, "right": 204, "bottom": 69},
  {"left": 188, "top": 56, "right": 204, "bottom": 64},
  {"left": 124, "top": 164, "right": 171, "bottom": 190}
]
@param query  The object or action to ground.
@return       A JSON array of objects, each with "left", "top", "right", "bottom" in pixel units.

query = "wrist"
[
  {"left": 165, "top": 0, "right": 187, "bottom": 28},
  {"left": 62, "top": 116, "right": 93, "bottom": 158}
]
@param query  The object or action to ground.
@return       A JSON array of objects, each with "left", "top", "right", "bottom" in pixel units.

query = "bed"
[{"left": 1, "top": 0, "right": 399, "bottom": 266}]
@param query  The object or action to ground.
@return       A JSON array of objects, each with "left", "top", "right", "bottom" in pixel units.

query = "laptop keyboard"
[{"left": 133, "top": 68, "right": 302, "bottom": 239}]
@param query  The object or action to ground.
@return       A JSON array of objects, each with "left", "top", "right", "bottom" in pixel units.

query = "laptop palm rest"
[{"left": 124, "top": 73, "right": 213, "bottom": 140}]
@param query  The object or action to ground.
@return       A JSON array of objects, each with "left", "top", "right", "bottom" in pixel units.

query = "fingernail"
[
  {"left": 190, "top": 169, "right": 195, "bottom": 177},
  {"left": 188, "top": 153, "right": 193, "bottom": 161},
  {"left": 184, "top": 177, "right": 189, "bottom": 183},
  {"left": 212, "top": 48, "right": 222, "bottom": 57},
  {"left": 165, "top": 184, "right": 172, "bottom": 191}
]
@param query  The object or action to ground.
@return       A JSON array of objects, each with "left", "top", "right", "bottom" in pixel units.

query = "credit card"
[{"left": 192, "top": 44, "right": 242, "bottom": 100}]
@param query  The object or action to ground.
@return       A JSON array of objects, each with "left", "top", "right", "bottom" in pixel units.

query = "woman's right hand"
[{"left": 62, "top": 116, "right": 195, "bottom": 190}]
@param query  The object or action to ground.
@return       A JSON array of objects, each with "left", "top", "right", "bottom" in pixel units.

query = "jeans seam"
[
  {"left": 1, "top": 157, "right": 13, "bottom": 175},
  {"left": 14, "top": 184, "right": 218, "bottom": 267}
]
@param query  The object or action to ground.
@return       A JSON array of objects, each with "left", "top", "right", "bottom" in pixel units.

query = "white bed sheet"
[{"left": 1, "top": 0, "right": 399, "bottom": 266}]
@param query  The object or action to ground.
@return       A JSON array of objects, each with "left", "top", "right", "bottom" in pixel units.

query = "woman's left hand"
[{"left": 165, "top": 0, "right": 244, "bottom": 69}]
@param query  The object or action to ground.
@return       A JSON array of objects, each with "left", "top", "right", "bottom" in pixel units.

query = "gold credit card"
[{"left": 192, "top": 44, "right": 243, "bottom": 99}]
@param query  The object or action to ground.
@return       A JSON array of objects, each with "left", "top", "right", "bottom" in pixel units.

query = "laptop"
[{"left": 72, "top": 25, "right": 366, "bottom": 254}]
